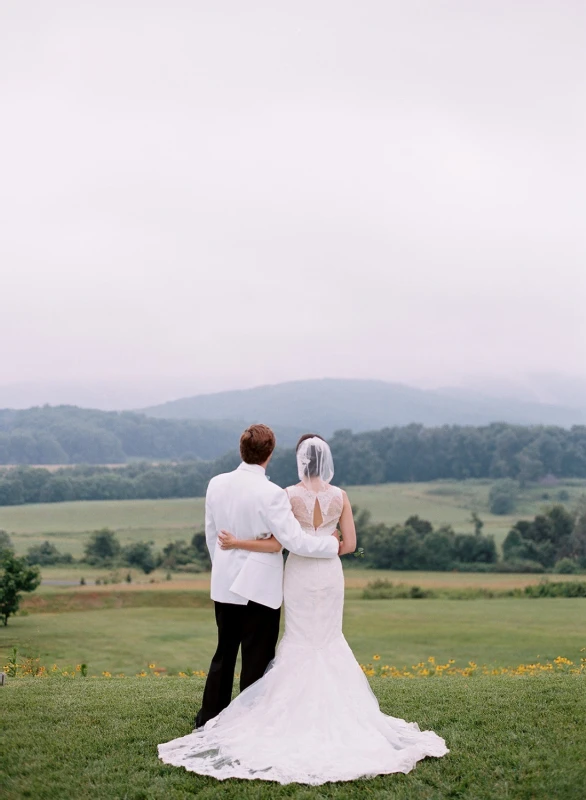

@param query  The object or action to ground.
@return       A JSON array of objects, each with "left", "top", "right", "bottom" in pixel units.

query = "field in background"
[
  {"left": 3, "top": 593, "right": 585, "bottom": 675},
  {"left": 32, "top": 566, "right": 585, "bottom": 594},
  {"left": 3, "top": 477, "right": 586, "bottom": 558},
  {"left": 2, "top": 477, "right": 585, "bottom": 681}
]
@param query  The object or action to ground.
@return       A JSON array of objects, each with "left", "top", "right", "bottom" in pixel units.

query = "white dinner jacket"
[{"left": 205, "top": 462, "right": 339, "bottom": 609}]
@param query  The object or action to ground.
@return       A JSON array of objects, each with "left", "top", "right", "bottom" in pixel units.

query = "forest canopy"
[{"left": 1, "top": 422, "right": 586, "bottom": 506}]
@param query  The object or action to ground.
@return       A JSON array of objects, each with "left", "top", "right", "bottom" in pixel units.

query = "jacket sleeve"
[
  {"left": 262, "top": 488, "right": 338, "bottom": 558},
  {"left": 205, "top": 483, "right": 217, "bottom": 563}
]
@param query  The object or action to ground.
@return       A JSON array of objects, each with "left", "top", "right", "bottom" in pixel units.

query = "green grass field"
[
  {"left": 3, "top": 478, "right": 585, "bottom": 558},
  {"left": 3, "top": 593, "right": 584, "bottom": 675},
  {"left": 1, "top": 477, "right": 584, "bottom": 677},
  {"left": 2, "top": 479, "right": 584, "bottom": 798},
  {"left": 2, "top": 675, "right": 585, "bottom": 799}
]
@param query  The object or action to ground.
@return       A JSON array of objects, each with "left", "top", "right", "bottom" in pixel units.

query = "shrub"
[
  {"left": 420, "top": 529, "right": 455, "bottom": 571},
  {"left": 404, "top": 515, "right": 433, "bottom": 536},
  {"left": 502, "top": 527, "right": 556, "bottom": 567},
  {"left": 159, "top": 531, "right": 210, "bottom": 572},
  {"left": 0, "top": 530, "right": 13, "bottom": 554},
  {"left": 84, "top": 529, "right": 121, "bottom": 566},
  {"left": 489, "top": 479, "right": 518, "bottom": 515},
  {"left": 190, "top": 530, "right": 212, "bottom": 571},
  {"left": 362, "top": 580, "right": 433, "bottom": 599},
  {"left": 122, "top": 542, "right": 156, "bottom": 574},
  {"left": 453, "top": 533, "right": 497, "bottom": 564},
  {"left": 367, "top": 525, "right": 424, "bottom": 570},
  {"left": 503, "top": 505, "right": 576, "bottom": 568},
  {"left": 27, "top": 541, "right": 73, "bottom": 566},
  {"left": 554, "top": 557, "right": 581, "bottom": 574},
  {"left": 173, "top": 563, "right": 206, "bottom": 573},
  {"left": 495, "top": 558, "right": 546, "bottom": 573},
  {"left": 0, "top": 551, "right": 41, "bottom": 625},
  {"left": 569, "top": 496, "right": 586, "bottom": 567},
  {"left": 524, "top": 580, "right": 586, "bottom": 598},
  {"left": 361, "top": 578, "right": 585, "bottom": 600}
]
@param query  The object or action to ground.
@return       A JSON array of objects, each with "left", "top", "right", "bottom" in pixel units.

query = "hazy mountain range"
[
  {"left": 2, "top": 373, "right": 586, "bottom": 413},
  {"left": 1, "top": 378, "right": 585, "bottom": 466},
  {"left": 142, "top": 378, "right": 586, "bottom": 435}
]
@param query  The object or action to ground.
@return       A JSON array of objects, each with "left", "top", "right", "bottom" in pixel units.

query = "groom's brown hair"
[{"left": 240, "top": 424, "right": 276, "bottom": 465}]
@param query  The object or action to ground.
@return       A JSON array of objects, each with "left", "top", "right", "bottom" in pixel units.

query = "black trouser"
[{"left": 195, "top": 600, "right": 281, "bottom": 728}]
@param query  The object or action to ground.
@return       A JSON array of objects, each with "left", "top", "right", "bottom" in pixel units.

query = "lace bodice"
[{"left": 286, "top": 484, "right": 344, "bottom": 536}]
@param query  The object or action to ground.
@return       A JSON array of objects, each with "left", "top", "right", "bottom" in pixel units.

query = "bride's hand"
[{"left": 218, "top": 530, "right": 239, "bottom": 550}]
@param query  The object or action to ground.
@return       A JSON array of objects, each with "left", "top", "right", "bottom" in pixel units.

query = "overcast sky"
[{"left": 1, "top": 0, "right": 585, "bottom": 406}]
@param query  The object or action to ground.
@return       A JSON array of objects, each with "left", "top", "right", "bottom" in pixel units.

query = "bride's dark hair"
[{"left": 296, "top": 433, "right": 327, "bottom": 478}]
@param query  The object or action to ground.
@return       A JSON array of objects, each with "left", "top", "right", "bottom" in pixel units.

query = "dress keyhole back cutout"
[{"left": 312, "top": 498, "right": 324, "bottom": 530}]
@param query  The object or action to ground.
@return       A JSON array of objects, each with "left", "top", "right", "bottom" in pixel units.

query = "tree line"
[
  {"left": 353, "top": 499, "right": 586, "bottom": 574},
  {"left": 1, "top": 408, "right": 586, "bottom": 483},
  {"left": 0, "top": 406, "right": 253, "bottom": 464},
  {"left": 0, "top": 462, "right": 213, "bottom": 506},
  {"left": 1, "top": 422, "right": 586, "bottom": 506},
  {"left": 4, "top": 496, "right": 583, "bottom": 601},
  {"left": 327, "top": 423, "right": 586, "bottom": 485},
  {"left": 503, "top": 499, "right": 586, "bottom": 572},
  {"left": 244, "top": 422, "right": 586, "bottom": 488}
]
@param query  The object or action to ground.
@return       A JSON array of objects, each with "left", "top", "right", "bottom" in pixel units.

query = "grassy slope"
[
  {"left": 3, "top": 597, "right": 585, "bottom": 675},
  {"left": 0, "top": 497, "right": 206, "bottom": 558},
  {"left": 2, "top": 676, "right": 585, "bottom": 800},
  {"left": 3, "top": 478, "right": 585, "bottom": 557}
]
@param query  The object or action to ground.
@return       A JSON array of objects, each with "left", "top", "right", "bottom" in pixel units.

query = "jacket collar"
[{"left": 237, "top": 462, "right": 266, "bottom": 476}]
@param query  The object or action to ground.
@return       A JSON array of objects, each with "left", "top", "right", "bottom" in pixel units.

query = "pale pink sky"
[{"left": 1, "top": 1, "right": 585, "bottom": 407}]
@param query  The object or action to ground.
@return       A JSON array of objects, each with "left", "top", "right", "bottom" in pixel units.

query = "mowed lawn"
[
  {"left": 3, "top": 595, "right": 584, "bottom": 675},
  {"left": 2, "top": 675, "right": 585, "bottom": 800},
  {"left": 3, "top": 478, "right": 585, "bottom": 558}
]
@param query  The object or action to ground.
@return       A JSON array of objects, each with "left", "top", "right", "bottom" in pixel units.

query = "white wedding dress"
[{"left": 158, "top": 484, "right": 448, "bottom": 784}]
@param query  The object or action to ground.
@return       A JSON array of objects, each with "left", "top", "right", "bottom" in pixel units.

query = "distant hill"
[
  {"left": 0, "top": 406, "right": 303, "bottom": 465},
  {"left": 141, "top": 379, "right": 586, "bottom": 434},
  {"left": 2, "top": 379, "right": 584, "bottom": 467}
]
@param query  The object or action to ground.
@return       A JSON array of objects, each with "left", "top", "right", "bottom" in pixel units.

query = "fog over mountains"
[
  {"left": 142, "top": 379, "right": 586, "bottom": 436},
  {"left": 2, "top": 373, "right": 586, "bottom": 414},
  {"left": 0, "top": 377, "right": 585, "bottom": 466}
]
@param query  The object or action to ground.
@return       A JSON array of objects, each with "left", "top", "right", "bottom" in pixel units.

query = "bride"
[{"left": 158, "top": 434, "right": 448, "bottom": 784}]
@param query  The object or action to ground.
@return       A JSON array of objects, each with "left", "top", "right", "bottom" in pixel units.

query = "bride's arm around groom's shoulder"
[{"left": 262, "top": 484, "right": 339, "bottom": 559}]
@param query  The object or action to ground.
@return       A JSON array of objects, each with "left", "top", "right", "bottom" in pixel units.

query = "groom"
[{"left": 195, "top": 423, "right": 340, "bottom": 728}]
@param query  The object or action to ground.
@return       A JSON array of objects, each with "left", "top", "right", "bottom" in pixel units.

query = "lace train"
[
  {"left": 158, "top": 634, "right": 448, "bottom": 785},
  {"left": 159, "top": 483, "right": 448, "bottom": 784}
]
